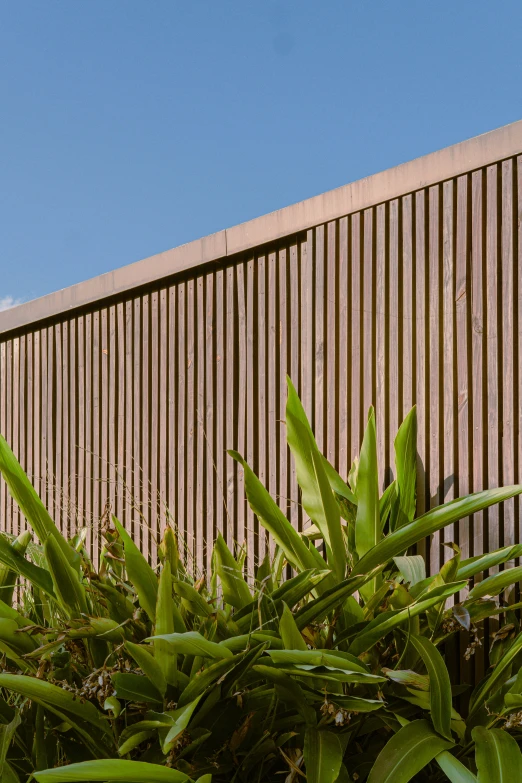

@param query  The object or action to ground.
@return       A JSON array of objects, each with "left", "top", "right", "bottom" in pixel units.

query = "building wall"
[{"left": 1, "top": 124, "right": 521, "bottom": 600}]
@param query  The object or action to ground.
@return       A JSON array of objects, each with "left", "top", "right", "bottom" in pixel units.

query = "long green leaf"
[
  {"left": 467, "top": 566, "right": 522, "bottom": 600},
  {"left": 355, "top": 408, "right": 380, "bottom": 563},
  {"left": 393, "top": 406, "right": 417, "bottom": 529},
  {"left": 44, "top": 536, "right": 88, "bottom": 618},
  {"left": 294, "top": 567, "right": 383, "bottom": 630},
  {"left": 304, "top": 727, "right": 343, "bottom": 783},
  {"left": 367, "top": 719, "right": 453, "bottom": 783},
  {"left": 213, "top": 533, "right": 251, "bottom": 609},
  {"left": 436, "top": 752, "right": 478, "bottom": 782},
  {"left": 113, "top": 517, "right": 158, "bottom": 623},
  {"left": 0, "top": 708, "right": 20, "bottom": 779},
  {"left": 124, "top": 641, "right": 167, "bottom": 698},
  {"left": 0, "top": 534, "right": 54, "bottom": 597},
  {"left": 155, "top": 562, "right": 179, "bottom": 685},
  {"left": 32, "top": 760, "right": 192, "bottom": 782},
  {"left": 349, "top": 582, "right": 466, "bottom": 656},
  {"left": 473, "top": 727, "right": 522, "bottom": 781},
  {"left": 279, "top": 602, "right": 307, "bottom": 650},
  {"left": 285, "top": 406, "right": 345, "bottom": 581},
  {"left": 0, "top": 673, "right": 110, "bottom": 736},
  {"left": 286, "top": 377, "right": 355, "bottom": 504},
  {"left": 0, "top": 530, "right": 31, "bottom": 606},
  {"left": 111, "top": 672, "right": 163, "bottom": 704},
  {"left": 353, "top": 486, "right": 522, "bottom": 576},
  {"left": 469, "top": 633, "right": 522, "bottom": 715},
  {"left": 229, "top": 450, "right": 328, "bottom": 579},
  {"left": 409, "top": 634, "right": 452, "bottom": 740},
  {"left": 0, "top": 435, "right": 78, "bottom": 569},
  {"left": 147, "top": 631, "right": 233, "bottom": 659},
  {"left": 457, "top": 545, "right": 522, "bottom": 580},
  {"left": 394, "top": 555, "right": 426, "bottom": 586}
]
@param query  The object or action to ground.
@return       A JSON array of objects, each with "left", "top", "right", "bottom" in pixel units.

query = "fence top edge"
[{"left": 2, "top": 118, "right": 522, "bottom": 337}]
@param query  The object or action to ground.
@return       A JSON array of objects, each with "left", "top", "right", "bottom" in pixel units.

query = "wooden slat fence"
[{"left": 1, "top": 125, "right": 521, "bottom": 606}]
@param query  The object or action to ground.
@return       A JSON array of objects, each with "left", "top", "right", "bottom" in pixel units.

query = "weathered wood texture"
[{"left": 0, "top": 134, "right": 521, "bottom": 598}]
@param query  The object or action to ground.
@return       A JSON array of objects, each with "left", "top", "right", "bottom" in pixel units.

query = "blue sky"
[{"left": 1, "top": 1, "right": 521, "bottom": 307}]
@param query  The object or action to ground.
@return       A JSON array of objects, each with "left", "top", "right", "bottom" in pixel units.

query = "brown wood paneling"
[{"left": 1, "top": 132, "right": 521, "bottom": 702}]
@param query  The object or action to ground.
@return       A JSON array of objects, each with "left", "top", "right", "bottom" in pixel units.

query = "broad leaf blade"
[
  {"left": 393, "top": 406, "right": 417, "bottom": 529},
  {"left": 436, "top": 752, "right": 477, "bottom": 782},
  {"left": 0, "top": 435, "right": 79, "bottom": 569},
  {"left": 32, "top": 759, "right": 192, "bottom": 782},
  {"left": 113, "top": 517, "right": 158, "bottom": 623},
  {"left": 353, "top": 486, "right": 522, "bottom": 575},
  {"left": 367, "top": 719, "right": 453, "bottom": 783},
  {"left": 355, "top": 408, "right": 380, "bottom": 562},
  {"left": 409, "top": 634, "right": 452, "bottom": 740},
  {"left": 349, "top": 582, "right": 466, "bottom": 655},
  {"left": 214, "top": 533, "right": 251, "bottom": 609},
  {"left": 304, "top": 728, "right": 343, "bottom": 783},
  {"left": 286, "top": 377, "right": 355, "bottom": 504},
  {"left": 473, "top": 727, "right": 522, "bottom": 781},
  {"left": 229, "top": 450, "right": 328, "bottom": 578}
]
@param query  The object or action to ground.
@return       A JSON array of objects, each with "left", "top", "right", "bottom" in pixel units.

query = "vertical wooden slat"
[
  {"left": 350, "top": 215, "right": 361, "bottom": 458},
  {"left": 100, "top": 308, "right": 109, "bottom": 539},
  {"left": 314, "top": 227, "right": 325, "bottom": 453},
  {"left": 236, "top": 261, "right": 247, "bottom": 549},
  {"left": 442, "top": 180, "right": 455, "bottom": 545},
  {"left": 326, "top": 222, "right": 337, "bottom": 466},
  {"left": 159, "top": 289, "right": 168, "bottom": 538},
  {"left": 257, "top": 255, "right": 267, "bottom": 556},
  {"left": 486, "top": 165, "right": 500, "bottom": 558},
  {"left": 84, "top": 316, "right": 92, "bottom": 559},
  {"left": 133, "top": 299, "right": 142, "bottom": 544},
  {"left": 456, "top": 175, "right": 471, "bottom": 559},
  {"left": 77, "top": 317, "right": 85, "bottom": 539},
  {"left": 214, "top": 270, "right": 224, "bottom": 541},
  {"left": 195, "top": 275, "right": 205, "bottom": 572},
  {"left": 362, "top": 208, "right": 374, "bottom": 418},
  {"left": 124, "top": 301, "right": 133, "bottom": 533},
  {"left": 150, "top": 291, "right": 159, "bottom": 565},
  {"left": 108, "top": 306, "right": 117, "bottom": 522},
  {"left": 61, "top": 323, "right": 69, "bottom": 536},
  {"left": 402, "top": 195, "right": 414, "bottom": 417},
  {"left": 177, "top": 284, "right": 187, "bottom": 551},
  {"left": 501, "top": 159, "right": 515, "bottom": 555},
  {"left": 204, "top": 271, "right": 215, "bottom": 571},
  {"left": 141, "top": 295, "right": 150, "bottom": 563},
  {"left": 245, "top": 257, "right": 256, "bottom": 565},
  {"left": 116, "top": 303, "right": 125, "bottom": 521},
  {"left": 167, "top": 286, "right": 176, "bottom": 527},
  {"left": 415, "top": 191, "right": 428, "bottom": 564},
  {"left": 428, "top": 186, "right": 441, "bottom": 575},
  {"left": 186, "top": 281, "right": 195, "bottom": 564},
  {"left": 267, "top": 251, "right": 278, "bottom": 555},
  {"left": 471, "top": 171, "right": 485, "bottom": 564},
  {"left": 338, "top": 218, "right": 349, "bottom": 480},
  {"left": 194, "top": 277, "right": 204, "bottom": 572},
  {"left": 92, "top": 313, "right": 100, "bottom": 565},
  {"left": 300, "top": 233, "right": 313, "bottom": 422},
  {"left": 225, "top": 266, "right": 237, "bottom": 545},
  {"left": 69, "top": 319, "right": 77, "bottom": 535},
  {"left": 375, "top": 204, "right": 387, "bottom": 490},
  {"left": 289, "top": 244, "right": 300, "bottom": 532},
  {"left": 278, "top": 250, "right": 288, "bottom": 520},
  {"left": 388, "top": 200, "right": 400, "bottom": 475}
]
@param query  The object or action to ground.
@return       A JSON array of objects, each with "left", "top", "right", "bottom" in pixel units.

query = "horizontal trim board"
[{"left": 1, "top": 118, "right": 522, "bottom": 336}]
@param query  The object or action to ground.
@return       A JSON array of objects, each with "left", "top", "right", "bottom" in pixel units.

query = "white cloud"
[{"left": 0, "top": 296, "right": 23, "bottom": 312}]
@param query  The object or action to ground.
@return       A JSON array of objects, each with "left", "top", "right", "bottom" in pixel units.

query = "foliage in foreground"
[{"left": 0, "top": 380, "right": 520, "bottom": 781}]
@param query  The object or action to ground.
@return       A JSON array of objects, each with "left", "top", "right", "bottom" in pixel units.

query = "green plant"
[{"left": 0, "top": 378, "right": 520, "bottom": 781}]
